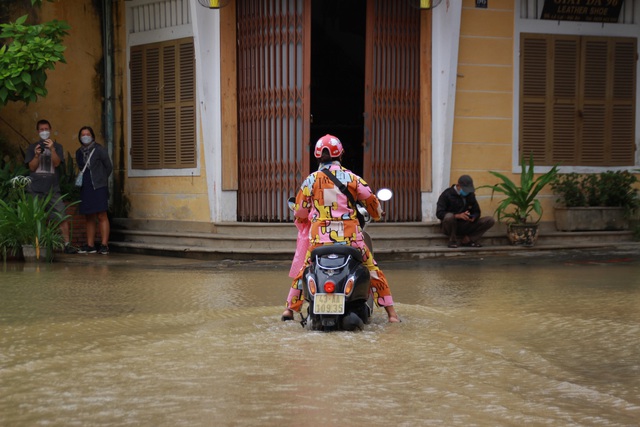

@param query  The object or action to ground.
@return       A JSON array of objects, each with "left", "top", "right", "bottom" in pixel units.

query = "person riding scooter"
[{"left": 282, "top": 134, "right": 400, "bottom": 323}]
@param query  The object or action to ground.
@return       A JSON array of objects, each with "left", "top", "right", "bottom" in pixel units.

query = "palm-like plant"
[
  {"left": 483, "top": 155, "right": 559, "bottom": 225},
  {"left": 0, "top": 176, "right": 72, "bottom": 261}
]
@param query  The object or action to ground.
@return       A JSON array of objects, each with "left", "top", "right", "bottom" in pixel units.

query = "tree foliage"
[{"left": 0, "top": 0, "right": 70, "bottom": 106}]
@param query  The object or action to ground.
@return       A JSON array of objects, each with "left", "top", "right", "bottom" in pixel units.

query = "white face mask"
[
  {"left": 39, "top": 131, "right": 50, "bottom": 140},
  {"left": 80, "top": 135, "right": 93, "bottom": 145}
]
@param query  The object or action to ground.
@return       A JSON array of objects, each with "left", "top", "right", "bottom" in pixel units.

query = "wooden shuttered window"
[
  {"left": 520, "top": 34, "right": 637, "bottom": 166},
  {"left": 130, "top": 38, "right": 196, "bottom": 169}
]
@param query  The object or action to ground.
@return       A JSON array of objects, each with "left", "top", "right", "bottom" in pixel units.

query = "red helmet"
[{"left": 314, "top": 134, "right": 344, "bottom": 159}]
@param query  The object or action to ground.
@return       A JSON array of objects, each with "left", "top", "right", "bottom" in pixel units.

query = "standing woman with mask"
[{"left": 75, "top": 126, "right": 113, "bottom": 255}]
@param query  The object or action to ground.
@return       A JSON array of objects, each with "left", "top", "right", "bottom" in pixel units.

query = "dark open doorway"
[{"left": 310, "top": 0, "right": 366, "bottom": 177}]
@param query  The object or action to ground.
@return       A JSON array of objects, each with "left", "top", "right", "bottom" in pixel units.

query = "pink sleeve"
[{"left": 289, "top": 219, "right": 310, "bottom": 278}]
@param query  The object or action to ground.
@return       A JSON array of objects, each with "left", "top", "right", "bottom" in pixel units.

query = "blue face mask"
[{"left": 459, "top": 189, "right": 468, "bottom": 197}]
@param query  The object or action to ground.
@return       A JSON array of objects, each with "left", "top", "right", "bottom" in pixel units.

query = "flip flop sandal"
[
  {"left": 448, "top": 242, "right": 458, "bottom": 248},
  {"left": 462, "top": 242, "right": 482, "bottom": 247}
]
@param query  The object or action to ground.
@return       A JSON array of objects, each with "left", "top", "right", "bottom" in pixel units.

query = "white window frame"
[{"left": 126, "top": 0, "right": 201, "bottom": 178}]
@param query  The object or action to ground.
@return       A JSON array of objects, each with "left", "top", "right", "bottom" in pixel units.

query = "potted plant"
[
  {"left": 551, "top": 171, "right": 639, "bottom": 231},
  {"left": 0, "top": 176, "right": 71, "bottom": 262},
  {"left": 482, "top": 155, "right": 559, "bottom": 246}
]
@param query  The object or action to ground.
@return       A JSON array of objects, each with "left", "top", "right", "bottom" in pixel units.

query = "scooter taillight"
[
  {"left": 344, "top": 277, "right": 355, "bottom": 296},
  {"left": 324, "top": 281, "right": 336, "bottom": 293},
  {"left": 307, "top": 277, "right": 317, "bottom": 295}
]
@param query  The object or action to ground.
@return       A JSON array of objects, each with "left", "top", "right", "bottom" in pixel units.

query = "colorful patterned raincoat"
[{"left": 286, "top": 161, "right": 394, "bottom": 312}]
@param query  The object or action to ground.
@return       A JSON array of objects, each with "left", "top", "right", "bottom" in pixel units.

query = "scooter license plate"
[{"left": 314, "top": 293, "right": 345, "bottom": 315}]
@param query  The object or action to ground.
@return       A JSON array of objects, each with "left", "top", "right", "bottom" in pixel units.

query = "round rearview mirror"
[
  {"left": 287, "top": 197, "right": 296, "bottom": 211},
  {"left": 377, "top": 188, "right": 393, "bottom": 201}
]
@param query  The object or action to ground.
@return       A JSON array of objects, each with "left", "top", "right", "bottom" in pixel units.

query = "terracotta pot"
[{"left": 507, "top": 224, "right": 539, "bottom": 247}]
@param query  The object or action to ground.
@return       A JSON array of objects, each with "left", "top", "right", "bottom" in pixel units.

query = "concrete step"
[{"left": 109, "top": 218, "right": 638, "bottom": 261}]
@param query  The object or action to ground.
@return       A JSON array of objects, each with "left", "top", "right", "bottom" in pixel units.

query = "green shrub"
[
  {"left": 0, "top": 13, "right": 70, "bottom": 105},
  {"left": 551, "top": 171, "right": 639, "bottom": 214},
  {"left": 0, "top": 176, "right": 71, "bottom": 262}
]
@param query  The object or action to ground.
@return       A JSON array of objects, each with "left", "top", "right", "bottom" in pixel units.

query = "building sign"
[{"left": 540, "top": 0, "right": 624, "bottom": 23}]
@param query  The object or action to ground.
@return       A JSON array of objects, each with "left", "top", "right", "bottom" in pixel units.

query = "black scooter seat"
[{"left": 310, "top": 245, "right": 363, "bottom": 263}]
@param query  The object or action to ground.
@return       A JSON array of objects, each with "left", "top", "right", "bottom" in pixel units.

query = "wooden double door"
[{"left": 237, "top": 0, "right": 423, "bottom": 222}]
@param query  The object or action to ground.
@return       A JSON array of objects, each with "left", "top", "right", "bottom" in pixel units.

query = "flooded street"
[{"left": 1, "top": 250, "right": 639, "bottom": 426}]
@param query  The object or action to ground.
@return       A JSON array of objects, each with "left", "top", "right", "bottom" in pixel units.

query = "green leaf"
[
  {"left": 20, "top": 72, "right": 32, "bottom": 85},
  {"left": 4, "top": 79, "right": 16, "bottom": 91}
]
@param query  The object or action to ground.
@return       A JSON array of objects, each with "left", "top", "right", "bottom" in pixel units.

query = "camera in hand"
[{"left": 39, "top": 142, "right": 48, "bottom": 152}]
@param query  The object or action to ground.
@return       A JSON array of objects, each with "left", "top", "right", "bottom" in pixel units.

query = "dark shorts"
[
  {"left": 79, "top": 185, "right": 109, "bottom": 215},
  {"left": 28, "top": 189, "right": 67, "bottom": 221}
]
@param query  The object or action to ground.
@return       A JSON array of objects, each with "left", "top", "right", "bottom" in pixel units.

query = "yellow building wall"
[
  {"left": 109, "top": 1, "right": 210, "bottom": 223},
  {"left": 124, "top": 179, "right": 211, "bottom": 221},
  {"left": 453, "top": 0, "right": 556, "bottom": 222},
  {"left": 0, "top": 0, "right": 211, "bottom": 224},
  {"left": 0, "top": 1, "right": 103, "bottom": 162},
  {"left": 123, "top": 142, "right": 211, "bottom": 222}
]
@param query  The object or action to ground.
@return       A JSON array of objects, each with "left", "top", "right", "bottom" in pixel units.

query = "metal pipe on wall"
[{"left": 102, "top": 0, "right": 115, "bottom": 205}]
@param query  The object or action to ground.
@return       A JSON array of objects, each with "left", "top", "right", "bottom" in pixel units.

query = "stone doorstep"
[
  {"left": 109, "top": 220, "right": 638, "bottom": 261},
  {"left": 111, "top": 225, "right": 634, "bottom": 246},
  {"left": 107, "top": 240, "right": 640, "bottom": 262}
]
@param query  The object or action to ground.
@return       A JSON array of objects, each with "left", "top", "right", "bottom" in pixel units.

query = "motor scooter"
[{"left": 295, "top": 188, "right": 392, "bottom": 331}]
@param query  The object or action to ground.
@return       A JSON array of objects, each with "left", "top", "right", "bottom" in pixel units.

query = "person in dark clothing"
[
  {"left": 75, "top": 126, "right": 113, "bottom": 255},
  {"left": 24, "top": 119, "right": 78, "bottom": 254},
  {"left": 436, "top": 175, "right": 495, "bottom": 248}
]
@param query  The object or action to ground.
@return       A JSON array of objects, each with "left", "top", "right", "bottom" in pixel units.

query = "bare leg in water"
[{"left": 282, "top": 306, "right": 400, "bottom": 323}]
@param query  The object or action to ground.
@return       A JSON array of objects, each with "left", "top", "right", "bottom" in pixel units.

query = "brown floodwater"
[{"left": 1, "top": 250, "right": 639, "bottom": 426}]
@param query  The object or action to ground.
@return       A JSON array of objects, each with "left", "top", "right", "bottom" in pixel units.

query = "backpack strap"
[
  {"left": 320, "top": 168, "right": 366, "bottom": 228},
  {"left": 321, "top": 168, "right": 358, "bottom": 211}
]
